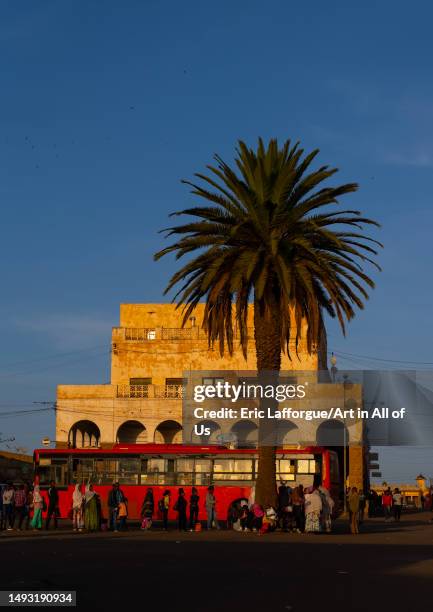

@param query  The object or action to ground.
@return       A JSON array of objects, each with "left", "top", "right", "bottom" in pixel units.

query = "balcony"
[
  {"left": 112, "top": 326, "right": 257, "bottom": 342},
  {"left": 117, "top": 384, "right": 185, "bottom": 399}
]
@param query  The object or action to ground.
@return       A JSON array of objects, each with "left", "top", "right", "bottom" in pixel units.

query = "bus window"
[
  {"left": 277, "top": 459, "right": 296, "bottom": 481},
  {"left": 93, "top": 459, "right": 117, "bottom": 485},
  {"left": 213, "top": 458, "right": 253, "bottom": 481},
  {"left": 176, "top": 458, "right": 194, "bottom": 485},
  {"left": 194, "top": 459, "right": 212, "bottom": 486},
  {"left": 37, "top": 457, "right": 68, "bottom": 486},
  {"left": 118, "top": 458, "right": 140, "bottom": 485},
  {"left": 142, "top": 457, "right": 165, "bottom": 484},
  {"left": 72, "top": 458, "right": 94, "bottom": 482},
  {"left": 166, "top": 459, "right": 176, "bottom": 485},
  {"left": 297, "top": 459, "right": 317, "bottom": 474}
]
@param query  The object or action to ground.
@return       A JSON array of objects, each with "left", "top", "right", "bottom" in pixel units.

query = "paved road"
[{"left": 1, "top": 513, "right": 433, "bottom": 611}]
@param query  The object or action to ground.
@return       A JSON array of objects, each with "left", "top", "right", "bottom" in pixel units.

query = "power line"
[
  {"left": 0, "top": 348, "right": 110, "bottom": 379},
  {"left": 0, "top": 344, "right": 108, "bottom": 371},
  {"left": 0, "top": 407, "right": 53, "bottom": 419},
  {"left": 329, "top": 349, "right": 433, "bottom": 366}
]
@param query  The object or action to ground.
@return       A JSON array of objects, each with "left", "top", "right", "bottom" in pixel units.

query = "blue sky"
[{"left": 1, "top": 0, "right": 433, "bottom": 483}]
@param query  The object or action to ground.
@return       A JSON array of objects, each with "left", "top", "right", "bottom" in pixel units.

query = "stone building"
[{"left": 56, "top": 303, "right": 365, "bottom": 488}]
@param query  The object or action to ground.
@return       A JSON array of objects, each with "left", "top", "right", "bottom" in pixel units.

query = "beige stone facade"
[{"left": 56, "top": 303, "right": 365, "bottom": 488}]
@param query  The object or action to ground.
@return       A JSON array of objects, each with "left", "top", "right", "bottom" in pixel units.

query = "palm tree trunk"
[{"left": 253, "top": 293, "right": 281, "bottom": 507}]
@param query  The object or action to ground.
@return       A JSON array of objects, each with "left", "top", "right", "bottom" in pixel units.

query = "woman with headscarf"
[
  {"left": 30, "top": 485, "right": 44, "bottom": 530},
  {"left": 72, "top": 484, "right": 84, "bottom": 532},
  {"left": 318, "top": 485, "right": 335, "bottom": 533},
  {"left": 140, "top": 488, "right": 154, "bottom": 530},
  {"left": 304, "top": 486, "right": 322, "bottom": 533},
  {"left": 84, "top": 484, "right": 99, "bottom": 532}
]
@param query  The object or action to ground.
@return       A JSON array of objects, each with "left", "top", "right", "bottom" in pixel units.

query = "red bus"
[{"left": 33, "top": 444, "right": 341, "bottom": 521}]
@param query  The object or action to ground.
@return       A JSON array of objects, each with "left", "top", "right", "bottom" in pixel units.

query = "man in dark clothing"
[
  {"left": 189, "top": 487, "right": 199, "bottom": 531},
  {"left": 278, "top": 480, "right": 292, "bottom": 531},
  {"left": 45, "top": 481, "right": 59, "bottom": 529},
  {"left": 108, "top": 483, "right": 124, "bottom": 531}
]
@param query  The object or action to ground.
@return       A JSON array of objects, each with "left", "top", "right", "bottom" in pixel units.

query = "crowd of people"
[
  {"left": 0, "top": 481, "right": 104, "bottom": 532},
  {"left": 366, "top": 487, "right": 406, "bottom": 520},
  {"left": 226, "top": 482, "right": 336, "bottom": 535},
  {"left": 0, "top": 480, "right": 335, "bottom": 534},
  {"left": 2, "top": 480, "right": 431, "bottom": 535}
]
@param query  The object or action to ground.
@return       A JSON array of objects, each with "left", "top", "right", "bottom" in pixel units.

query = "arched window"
[
  {"left": 154, "top": 420, "right": 183, "bottom": 444},
  {"left": 68, "top": 421, "right": 100, "bottom": 449},
  {"left": 116, "top": 420, "right": 147, "bottom": 444}
]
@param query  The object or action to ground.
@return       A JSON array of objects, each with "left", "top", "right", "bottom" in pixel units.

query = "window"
[
  {"left": 141, "top": 457, "right": 167, "bottom": 485},
  {"left": 194, "top": 459, "right": 212, "bottom": 485},
  {"left": 165, "top": 378, "right": 184, "bottom": 398},
  {"left": 176, "top": 458, "right": 195, "bottom": 485},
  {"left": 276, "top": 459, "right": 296, "bottom": 481},
  {"left": 93, "top": 459, "right": 118, "bottom": 484},
  {"left": 70, "top": 458, "right": 96, "bottom": 483},
  {"left": 118, "top": 458, "right": 140, "bottom": 485},
  {"left": 202, "top": 377, "right": 225, "bottom": 386},
  {"left": 297, "top": 459, "right": 317, "bottom": 474},
  {"left": 129, "top": 378, "right": 151, "bottom": 398},
  {"left": 37, "top": 457, "right": 68, "bottom": 486},
  {"left": 213, "top": 458, "right": 253, "bottom": 481},
  {"left": 147, "top": 330, "right": 156, "bottom": 340}
]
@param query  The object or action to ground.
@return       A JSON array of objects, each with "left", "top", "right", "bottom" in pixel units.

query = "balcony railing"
[
  {"left": 117, "top": 384, "right": 184, "bottom": 399},
  {"left": 113, "top": 327, "right": 317, "bottom": 351},
  {"left": 114, "top": 326, "right": 256, "bottom": 342}
]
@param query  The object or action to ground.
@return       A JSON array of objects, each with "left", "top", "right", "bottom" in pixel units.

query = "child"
[{"left": 260, "top": 505, "right": 277, "bottom": 534}]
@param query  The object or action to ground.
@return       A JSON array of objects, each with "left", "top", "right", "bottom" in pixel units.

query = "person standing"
[
  {"left": 117, "top": 498, "right": 128, "bottom": 531},
  {"left": 3, "top": 484, "right": 15, "bottom": 531},
  {"left": 304, "top": 487, "right": 322, "bottom": 533},
  {"left": 45, "top": 481, "right": 59, "bottom": 530},
  {"left": 159, "top": 490, "right": 170, "bottom": 530},
  {"left": 318, "top": 485, "right": 335, "bottom": 533},
  {"left": 189, "top": 487, "right": 199, "bottom": 531},
  {"left": 22, "top": 484, "right": 32, "bottom": 530},
  {"left": 367, "top": 490, "right": 375, "bottom": 518},
  {"left": 30, "top": 485, "right": 44, "bottom": 530},
  {"left": 72, "top": 484, "right": 84, "bottom": 532},
  {"left": 277, "top": 480, "right": 292, "bottom": 531},
  {"left": 348, "top": 487, "right": 360, "bottom": 534},
  {"left": 13, "top": 485, "right": 27, "bottom": 531},
  {"left": 393, "top": 488, "right": 402, "bottom": 521},
  {"left": 175, "top": 488, "right": 188, "bottom": 531},
  {"left": 205, "top": 485, "right": 220, "bottom": 530},
  {"left": 382, "top": 488, "right": 393, "bottom": 521},
  {"left": 292, "top": 485, "right": 305, "bottom": 533},
  {"left": 84, "top": 484, "right": 99, "bottom": 531},
  {"left": 108, "top": 483, "right": 124, "bottom": 531},
  {"left": 140, "top": 488, "right": 154, "bottom": 530}
]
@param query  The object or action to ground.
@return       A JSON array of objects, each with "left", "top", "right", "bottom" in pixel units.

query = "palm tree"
[{"left": 154, "top": 138, "right": 381, "bottom": 506}]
